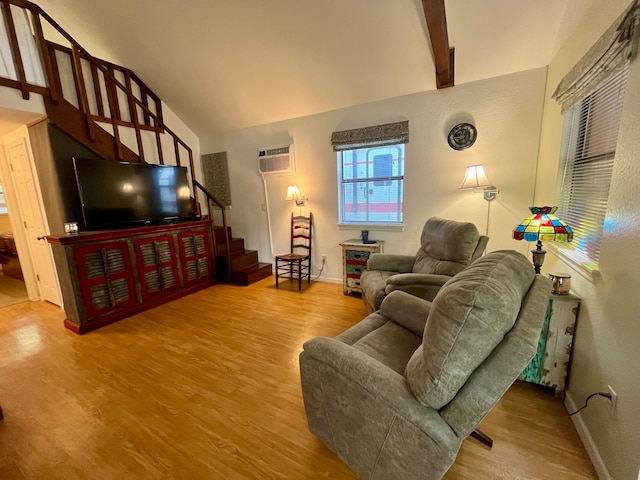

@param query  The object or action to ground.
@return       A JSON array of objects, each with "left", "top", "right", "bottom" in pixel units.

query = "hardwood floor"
[{"left": 0, "top": 278, "right": 596, "bottom": 479}]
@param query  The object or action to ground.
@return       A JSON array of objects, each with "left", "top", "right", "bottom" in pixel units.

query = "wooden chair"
[{"left": 275, "top": 213, "right": 313, "bottom": 291}]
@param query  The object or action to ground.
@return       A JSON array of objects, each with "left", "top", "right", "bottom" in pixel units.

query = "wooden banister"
[
  {"left": 0, "top": 0, "right": 214, "bottom": 215},
  {"left": 70, "top": 44, "right": 95, "bottom": 141},
  {"left": 193, "top": 179, "right": 230, "bottom": 278},
  {"left": 30, "top": 6, "right": 57, "bottom": 102},
  {"left": 2, "top": 0, "right": 29, "bottom": 99}
]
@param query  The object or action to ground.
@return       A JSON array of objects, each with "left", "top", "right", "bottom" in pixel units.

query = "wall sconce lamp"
[
  {"left": 285, "top": 185, "right": 307, "bottom": 206},
  {"left": 460, "top": 164, "right": 499, "bottom": 201},
  {"left": 285, "top": 185, "right": 308, "bottom": 214}
]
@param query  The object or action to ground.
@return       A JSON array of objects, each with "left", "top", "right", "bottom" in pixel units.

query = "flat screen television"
[{"left": 73, "top": 157, "right": 192, "bottom": 230}]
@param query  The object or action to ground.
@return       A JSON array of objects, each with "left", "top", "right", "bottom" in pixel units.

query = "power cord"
[
  {"left": 567, "top": 392, "right": 612, "bottom": 416},
  {"left": 313, "top": 258, "right": 325, "bottom": 281}
]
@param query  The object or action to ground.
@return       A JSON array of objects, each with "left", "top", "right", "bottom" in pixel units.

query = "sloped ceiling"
[{"left": 32, "top": 0, "right": 569, "bottom": 136}]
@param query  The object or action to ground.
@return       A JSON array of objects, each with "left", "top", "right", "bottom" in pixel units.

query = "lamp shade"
[
  {"left": 513, "top": 206, "right": 573, "bottom": 243},
  {"left": 460, "top": 165, "right": 493, "bottom": 189},
  {"left": 285, "top": 185, "right": 301, "bottom": 201}
]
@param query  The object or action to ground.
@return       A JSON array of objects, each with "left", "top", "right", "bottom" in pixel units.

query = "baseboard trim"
[
  {"left": 314, "top": 276, "right": 343, "bottom": 285},
  {"left": 565, "top": 391, "right": 612, "bottom": 480}
]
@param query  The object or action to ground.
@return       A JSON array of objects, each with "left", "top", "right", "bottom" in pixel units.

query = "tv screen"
[{"left": 73, "top": 157, "right": 192, "bottom": 230}]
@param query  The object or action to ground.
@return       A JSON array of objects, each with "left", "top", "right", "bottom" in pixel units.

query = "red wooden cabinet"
[{"left": 48, "top": 220, "right": 215, "bottom": 334}]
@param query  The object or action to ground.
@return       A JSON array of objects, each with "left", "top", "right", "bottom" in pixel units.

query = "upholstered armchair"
[
  {"left": 360, "top": 217, "right": 489, "bottom": 313},
  {"left": 300, "top": 250, "right": 551, "bottom": 480}
]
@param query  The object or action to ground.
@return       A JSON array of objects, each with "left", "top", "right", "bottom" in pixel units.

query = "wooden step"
[
  {"left": 216, "top": 250, "right": 259, "bottom": 281},
  {"left": 229, "top": 250, "right": 259, "bottom": 271},
  {"left": 213, "top": 226, "right": 233, "bottom": 243},
  {"left": 216, "top": 237, "right": 245, "bottom": 256},
  {"left": 231, "top": 262, "right": 273, "bottom": 286}
]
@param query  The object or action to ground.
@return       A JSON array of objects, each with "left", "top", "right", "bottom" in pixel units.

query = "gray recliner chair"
[
  {"left": 360, "top": 217, "right": 489, "bottom": 314},
  {"left": 300, "top": 250, "right": 551, "bottom": 480}
]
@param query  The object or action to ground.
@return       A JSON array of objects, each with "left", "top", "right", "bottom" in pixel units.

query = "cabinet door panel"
[
  {"left": 179, "top": 229, "right": 212, "bottom": 285},
  {"left": 134, "top": 235, "right": 180, "bottom": 300},
  {"left": 75, "top": 242, "right": 136, "bottom": 319}
]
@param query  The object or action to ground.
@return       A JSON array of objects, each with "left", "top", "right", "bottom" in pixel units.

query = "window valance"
[
  {"left": 331, "top": 121, "right": 409, "bottom": 152},
  {"left": 552, "top": 0, "right": 640, "bottom": 113}
]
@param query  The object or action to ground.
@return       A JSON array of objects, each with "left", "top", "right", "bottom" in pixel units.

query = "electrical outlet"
[
  {"left": 321, "top": 254, "right": 327, "bottom": 262},
  {"left": 607, "top": 385, "right": 617, "bottom": 417}
]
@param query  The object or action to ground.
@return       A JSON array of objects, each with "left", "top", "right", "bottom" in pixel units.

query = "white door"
[{"left": 6, "top": 137, "right": 61, "bottom": 305}]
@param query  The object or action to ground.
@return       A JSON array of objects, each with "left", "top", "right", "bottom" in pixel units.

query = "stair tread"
[
  {"left": 234, "top": 262, "right": 272, "bottom": 273},
  {"left": 229, "top": 249, "right": 257, "bottom": 258}
]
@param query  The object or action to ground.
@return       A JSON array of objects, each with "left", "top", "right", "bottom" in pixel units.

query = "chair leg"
[
  {"left": 470, "top": 428, "right": 493, "bottom": 448},
  {"left": 275, "top": 259, "right": 279, "bottom": 287},
  {"left": 298, "top": 260, "right": 302, "bottom": 291}
]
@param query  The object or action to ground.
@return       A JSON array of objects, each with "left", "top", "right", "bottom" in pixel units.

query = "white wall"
[
  {"left": 200, "top": 68, "right": 547, "bottom": 282},
  {"left": 535, "top": 1, "right": 640, "bottom": 478}
]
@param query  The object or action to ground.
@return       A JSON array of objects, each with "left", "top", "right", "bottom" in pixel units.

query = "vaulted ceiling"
[{"left": 32, "top": 0, "right": 570, "bottom": 136}]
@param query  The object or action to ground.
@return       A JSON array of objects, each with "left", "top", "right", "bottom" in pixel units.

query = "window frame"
[
  {"left": 554, "top": 62, "right": 629, "bottom": 276},
  {"left": 337, "top": 143, "right": 405, "bottom": 227}
]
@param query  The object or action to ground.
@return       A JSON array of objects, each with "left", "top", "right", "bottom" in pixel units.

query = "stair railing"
[
  {"left": 193, "top": 180, "right": 231, "bottom": 279},
  {"left": 0, "top": 0, "right": 209, "bottom": 216}
]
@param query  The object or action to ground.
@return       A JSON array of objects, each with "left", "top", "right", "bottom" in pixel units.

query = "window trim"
[
  {"left": 554, "top": 62, "right": 629, "bottom": 278},
  {"left": 337, "top": 143, "right": 405, "bottom": 226}
]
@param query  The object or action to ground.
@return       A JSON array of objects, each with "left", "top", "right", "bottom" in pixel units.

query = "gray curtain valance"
[
  {"left": 331, "top": 120, "right": 409, "bottom": 152},
  {"left": 553, "top": 0, "right": 640, "bottom": 113}
]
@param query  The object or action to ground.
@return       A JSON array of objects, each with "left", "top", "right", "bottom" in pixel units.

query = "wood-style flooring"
[{"left": 0, "top": 277, "right": 596, "bottom": 479}]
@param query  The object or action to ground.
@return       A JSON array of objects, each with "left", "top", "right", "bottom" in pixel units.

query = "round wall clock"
[{"left": 447, "top": 123, "right": 477, "bottom": 150}]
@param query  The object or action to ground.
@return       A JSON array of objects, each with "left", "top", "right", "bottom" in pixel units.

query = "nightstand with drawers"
[{"left": 340, "top": 239, "right": 384, "bottom": 295}]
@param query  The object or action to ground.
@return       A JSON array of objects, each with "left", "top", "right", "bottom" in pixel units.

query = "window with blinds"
[
  {"left": 556, "top": 62, "right": 629, "bottom": 266},
  {"left": 332, "top": 121, "right": 408, "bottom": 225},
  {"left": 338, "top": 144, "right": 404, "bottom": 225}
]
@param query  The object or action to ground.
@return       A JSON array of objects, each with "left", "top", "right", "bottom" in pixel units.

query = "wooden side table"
[
  {"left": 340, "top": 239, "right": 384, "bottom": 295},
  {"left": 520, "top": 292, "right": 580, "bottom": 396}
]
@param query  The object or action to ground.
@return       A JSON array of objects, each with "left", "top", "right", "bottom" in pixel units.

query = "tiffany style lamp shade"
[{"left": 513, "top": 206, "right": 573, "bottom": 274}]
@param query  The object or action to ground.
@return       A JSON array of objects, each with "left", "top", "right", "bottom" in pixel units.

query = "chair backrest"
[
  {"left": 290, "top": 212, "right": 313, "bottom": 257},
  {"left": 412, "top": 217, "right": 485, "bottom": 276},
  {"left": 404, "top": 250, "right": 551, "bottom": 436}
]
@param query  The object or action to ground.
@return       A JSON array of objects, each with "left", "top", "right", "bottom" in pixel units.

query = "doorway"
[
  {"left": 0, "top": 182, "right": 28, "bottom": 308},
  {"left": 0, "top": 108, "right": 61, "bottom": 307}
]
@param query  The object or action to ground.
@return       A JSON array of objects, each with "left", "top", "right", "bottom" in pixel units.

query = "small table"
[
  {"left": 340, "top": 239, "right": 384, "bottom": 295},
  {"left": 520, "top": 291, "right": 580, "bottom": 397}
]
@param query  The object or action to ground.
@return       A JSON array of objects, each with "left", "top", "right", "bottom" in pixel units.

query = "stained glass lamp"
[{"left": 513, "top": 206, "right": 573, "bottom": 274}]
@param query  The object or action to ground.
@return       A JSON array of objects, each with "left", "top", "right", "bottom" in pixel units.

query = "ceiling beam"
[{"left": 421, "top": 0, "right": 455, "bottom": 89}]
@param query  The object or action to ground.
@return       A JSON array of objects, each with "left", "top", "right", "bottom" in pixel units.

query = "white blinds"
[{"left": 556, "top": 63, "right": 629, "bottom": 264}]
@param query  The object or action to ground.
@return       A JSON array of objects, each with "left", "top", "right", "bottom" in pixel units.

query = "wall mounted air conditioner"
[{"left": 257, "top": 145, "right": 294, "bottom": 175}]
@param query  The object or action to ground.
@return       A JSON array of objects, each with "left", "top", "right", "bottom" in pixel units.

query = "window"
[
  {"left": 555, "top": 63, "right": 629, "bottom": 266},
  {"left": 338, "top": 144, "right": 404, "bottom": 224},
  {"left": 332, "top": 120, "right": 408, "bottom": 226},
  {"left": 0, "top": 183, "right": 7, "bottom": 214}
]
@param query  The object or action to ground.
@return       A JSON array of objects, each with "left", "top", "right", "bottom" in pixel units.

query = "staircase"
[
  {"left": 214, "top": 227, "right": 272, "bottom": 286},
  {"left": 0, "top": 0, "right": 271, "bottom": 286}
]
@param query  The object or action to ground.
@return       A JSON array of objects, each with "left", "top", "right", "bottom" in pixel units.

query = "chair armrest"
[
  {"left": 367, "top": 253, "right": 415, "bottom": 272},
  {"left": 301, "top": 336, "right": 457, "bottom": 446},
  {"left": 379, "top": 290, "right": 431, "bottom": 337},
  {"left": 385, "top": 273, "right": 452, "bottom": 302}
]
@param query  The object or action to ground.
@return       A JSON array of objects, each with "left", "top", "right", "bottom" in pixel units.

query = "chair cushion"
[
  {"left": 360, "top": 270, "right": 396, "bottom": 312},
  {"left": 412, "top": 217, "right": 480, "bottom": 276},
  {"left": 405, "top": 250, "right": 535, "bottom": 409},
  {"left": 353, "top": 321, "right": 422, "bottom": 374}
]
